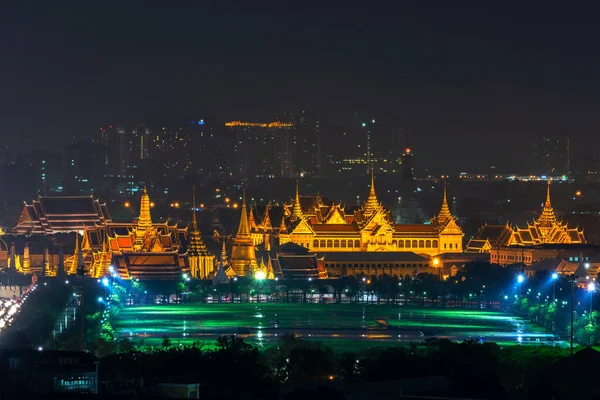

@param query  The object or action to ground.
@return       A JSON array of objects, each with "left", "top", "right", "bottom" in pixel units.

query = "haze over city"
[{"left": 2, "top": 2, "right": 600, "bottom": 172}]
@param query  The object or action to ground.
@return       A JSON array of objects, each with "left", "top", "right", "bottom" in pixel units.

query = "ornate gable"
[
  {"left": 362, "top": 210, "right": 394, "bottom": 234},
  {"left": 323, "top": 205, "right": 346, "bottom": 224},
  {"left": 439, "top": 218, "right": 463, "bottom": 235},
  {"left": 291, "top": 218, "right": 315, "bottom": 235}
]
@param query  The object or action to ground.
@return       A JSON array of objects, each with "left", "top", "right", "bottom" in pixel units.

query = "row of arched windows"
[
  {"left": 313, "top": 239, "right": 362, "bottom": 249},
  {"left": 310, "top": 238, "right": 440, "bottom": 249}
]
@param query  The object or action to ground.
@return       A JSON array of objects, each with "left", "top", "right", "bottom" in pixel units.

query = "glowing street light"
[
  {"left": 517, "top": 275, "right": 525, "bottom": 284},
  {"left": 552, "top": 272, "right": 559, "bottom": 301},
  {"left": 552, "top": 273, "right": 559, "bottom": 280},
  {"left": 97, "top": 297, "right": 103, "bottom": 303},
  {"left": 101, "top": 278, "right": 109, "bottom": 287}
]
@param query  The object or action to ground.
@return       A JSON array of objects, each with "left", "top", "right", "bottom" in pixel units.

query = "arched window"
[
  {"left": 354, "top": 239, "right": 360, "bottom": 248},
  {"left": 348, "top": 240, "right": 354, "bottom": 248},
  {"left": 327, "top": 239, "right": 333, "bottom": 248},
  {"left": 419, "top": 240, "right": 424, "bottom": 248},
  {"left": 334, "top": 239, "right": 340, "bottom": 248},
  {"left": 406, "top": 240, "right": 411, "bottom": 248},
  {"left": 425, "top": 240, "right": 431, "bottom": 248},
  {"left": 313, "top": 239, "right": 319, "bottom": 248},
  {"left": 341, "top": 240, "right": 346, "bottom": 248},
  {"left": 432, "top": 240, "right": 438, "bottom": 248},
  {"left": 320, "top": 239, "right": 326, "bottom": 248},
  {"left": 412, "top": 240, "right": 418, "bottom": 248},
  {"left": 398, "top": 240, "right": 404, "bottom": 248},
  {"left": 444, "top": 243, "right": 447, "bottom": 249}
]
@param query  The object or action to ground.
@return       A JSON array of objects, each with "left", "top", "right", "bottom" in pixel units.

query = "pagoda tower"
[
  {"left": 187, "top": 186, "right": 215, "bottom": 279},
  {"left": 42, "top": 246, "right": 50, "bottom": 276},
  {"left": 22, "top": 242, "right": 31, "bottom": 274},
  {"left": 290, "top": 180, "right": 304, "bottom": 222},
  {"left": 92, "top": 234, "right": 112, "bottom": 278},
  {"left": 362, "top": 167, "right": 381, "bottom": 217},
  {"left": 229, "top": 189, "right": 258, "bottom": 276},
  {"left": 537, "top": 180, "right": 558, "bottom": 239},
  {"left": 134, "top": 186, "right": 153, "bottom": 249},
  {"left": 433, "top": 181, "right": 453, "bottom": 228}
]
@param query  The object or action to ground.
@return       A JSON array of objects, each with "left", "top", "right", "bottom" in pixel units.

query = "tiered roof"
[
  {"left": 14, "top": 196, "right": 111, "bottom": 234},
  {"left": 510, "top": 181, "right": 585, "bottom": 245}
]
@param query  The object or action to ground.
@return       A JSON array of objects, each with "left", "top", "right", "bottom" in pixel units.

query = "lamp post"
[
  {"left": 551, "top": 273, "right": 559, "bottom": 302},
  {"left": 588, "top": 281, "right": 596, "bottom": 346},
  {"left": 517, "top": 274, "right": 525, "bottom": 299}
]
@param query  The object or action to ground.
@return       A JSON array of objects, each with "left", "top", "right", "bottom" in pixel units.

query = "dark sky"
[{"left": 1, "top": 1, "right": 599, "bottom": 172}]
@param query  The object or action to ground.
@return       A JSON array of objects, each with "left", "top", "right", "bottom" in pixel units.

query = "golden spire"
[
  {"left": 188, "top": 186, "right": 209, "bottom": 256},
  {"left": 237, "top": 188, "right": 250, "bottom": 237},
  {"left": 436, "top": 180, "right": 452, "bottom": 225},
  {"left": 192, "top": 185, "right": 198, "bottom": 230},
  {"left": 263, "top": 203, "right": 272, "bottom": 230},
  {"left": 221, "top": 240, "right": 228, "bottom": 265},
  {"left": 138, "top": 185, "right": 152, "bottom": 230},
  {"left": 363, "top": 165, "right": 380, "bottom": 215},
  {"left": 279, "top": 216, "right": 288, "bottom": 234},
  {"left": 248, "top": 208, "right": 256, "bottom": 230},
  {"left": 538, "top": 180, "right": 557, "bottom": 230},
  {"left": 291, "top": 180, "right": 303, "bottom": 221}
]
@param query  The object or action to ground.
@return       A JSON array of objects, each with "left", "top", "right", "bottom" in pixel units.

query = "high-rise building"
[
  {"left": 530, "top": 136, "right": 570, "bottom": 176},
  {"left": 226, "top": 120, "right": 294, "bottom": 178}
]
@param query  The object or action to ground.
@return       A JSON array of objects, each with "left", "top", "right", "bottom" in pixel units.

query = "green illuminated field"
[{"left": 113, "top": 303, "right": 557, "bottom": 351}]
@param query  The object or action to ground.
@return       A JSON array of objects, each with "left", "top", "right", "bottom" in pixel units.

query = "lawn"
[{"left": 113, "top": 303, "right": 557, "bottom": 351}]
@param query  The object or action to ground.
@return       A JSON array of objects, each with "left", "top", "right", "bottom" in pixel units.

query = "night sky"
[{"left": 1, "top": 2, "right": 599, "bottom": 172}]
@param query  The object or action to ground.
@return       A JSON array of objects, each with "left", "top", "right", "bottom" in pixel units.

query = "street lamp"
[
  {"left": 517, "top": 274, "right": 525, "bottom": 299},
  {"left": 588, "top": 282, "right": 596, "bottom": 346},
  {"left": 551, "top": 273, "right": 559, "bottom": 302}
]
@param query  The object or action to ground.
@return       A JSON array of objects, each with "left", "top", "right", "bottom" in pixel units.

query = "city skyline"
[{"left": 2, "top": 3, "right": 600, "bottom": 172}]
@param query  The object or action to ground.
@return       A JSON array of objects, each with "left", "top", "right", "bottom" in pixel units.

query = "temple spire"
[
  {"left": 138, "top": 185, "right": 152, "bottom": 230},
  {"left": 191, "top": 185, "right": 198, "bottom": 230},
  {"left": 291, "top": 180, "right": 303, "bottom": 221},
  {"left": 237, "top": 188, "right": 250, "bottom": 236},
  {"left": 363, "top": 165, "right": 380, "bottom": 215},
  {"left": 538, "top": 180, "right": 557, "bottom": 230},
  {"left": 436, "top": 180, "right": 453, "bottom": 226}
]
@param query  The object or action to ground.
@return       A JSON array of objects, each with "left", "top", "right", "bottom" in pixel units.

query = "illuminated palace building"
[
  {"left": 278, "top": 177, "right": 463, "bottom": 255},
  {"left": 234, "top": 175, "right": 464, "bottom": 279},
  {"left": 466, "top": 181, "right": 586, "bottom": 266},
  {"left": 11, "top": 189, "right": 215, "bottom": 280}
]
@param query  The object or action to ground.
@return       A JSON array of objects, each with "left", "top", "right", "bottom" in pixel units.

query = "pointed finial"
[
  {"left": 237, "top": 188, "right": 250, "bottom": 236},
  {"left": 370, "top": 163, "right": 375, "bottom": 196},
  {"left": 292, "top": 180, "right": 303, "bottom": 220},
  {"left": 192, "top": 185, "right": 197, "bottom": 227},
  {"left": 144, "top": 185, "right": 147, "bottom": 194},
  {"left": 546, "top": 179, "right": 552, "bottom": 206},
  {"left": 443, "top": 179, "right": 448, "bottom": 204}
]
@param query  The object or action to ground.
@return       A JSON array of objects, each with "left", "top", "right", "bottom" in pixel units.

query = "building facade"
[{"left": 277, "top": 176, "right": 463, "bottom": 256}]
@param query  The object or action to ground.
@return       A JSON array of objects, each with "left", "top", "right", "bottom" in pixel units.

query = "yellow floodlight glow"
[{"left": 255, "top": 270, "right": 266, "bottom": 280}]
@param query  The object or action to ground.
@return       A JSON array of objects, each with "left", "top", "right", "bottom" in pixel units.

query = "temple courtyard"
[{"left": 114, "top": 303, "right": 558, "bottom": 351}]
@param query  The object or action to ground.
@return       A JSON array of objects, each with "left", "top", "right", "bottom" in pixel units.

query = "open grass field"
[{"left": 113, "top": 303, "right": 558, "bottom": 351}]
